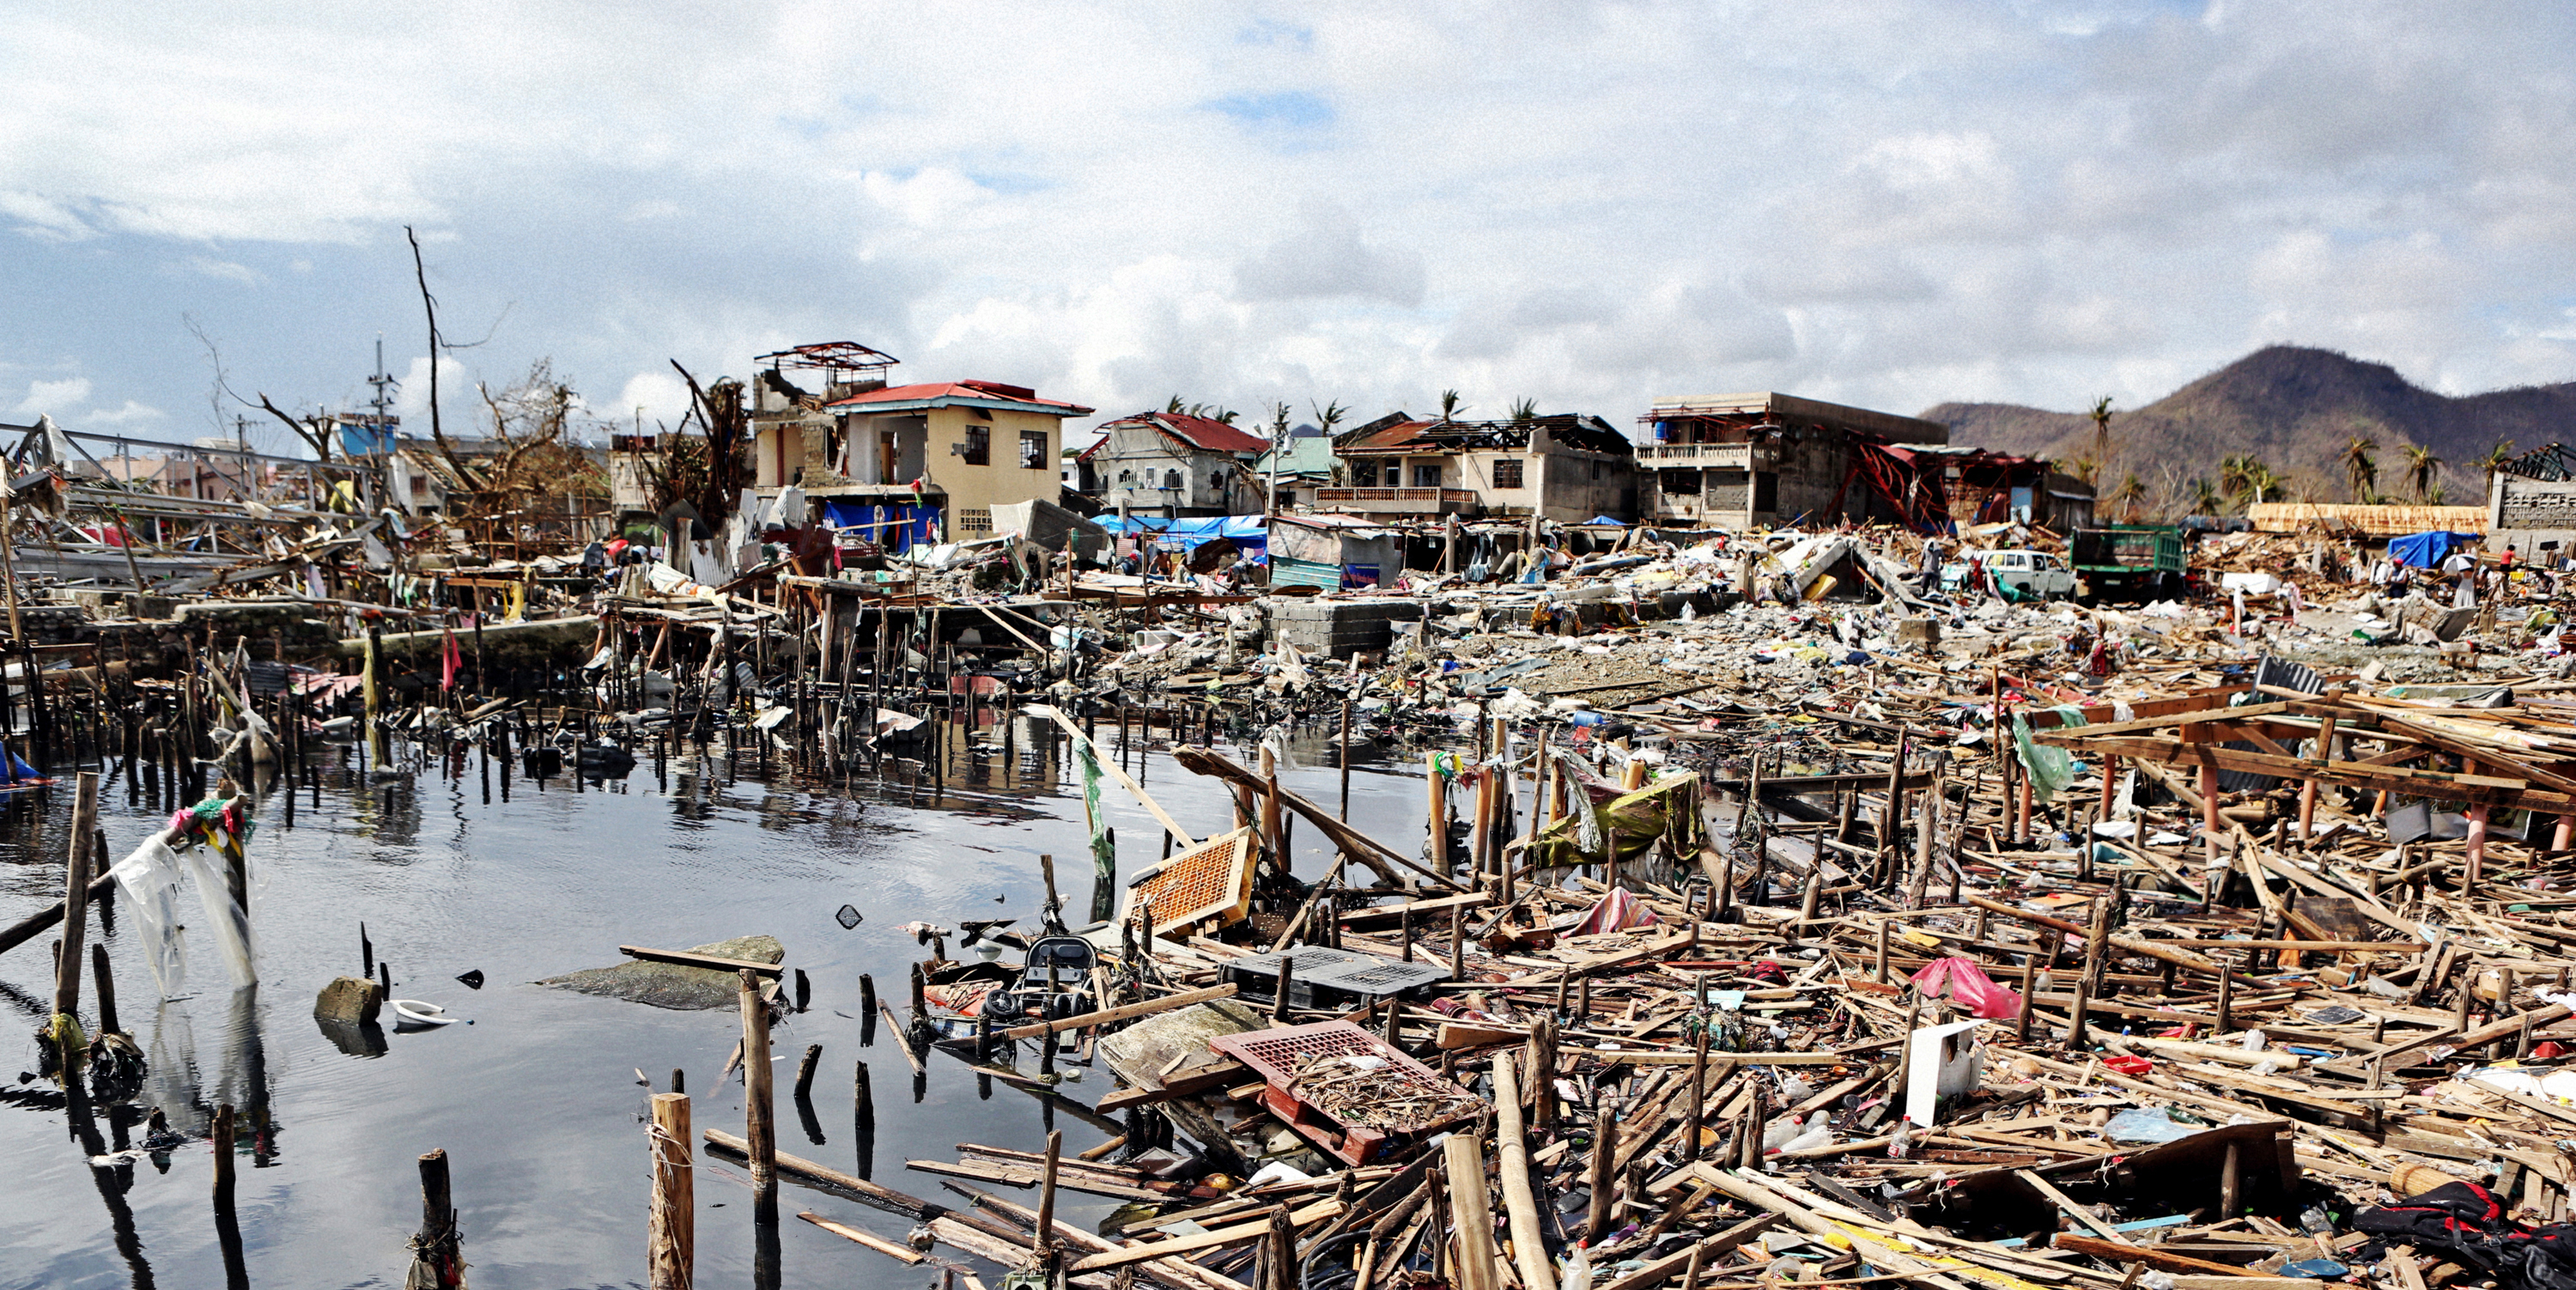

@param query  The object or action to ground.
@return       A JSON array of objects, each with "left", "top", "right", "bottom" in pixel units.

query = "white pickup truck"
[{"left": 1984, "top": 549, "right": 2075, "bottom": 600}]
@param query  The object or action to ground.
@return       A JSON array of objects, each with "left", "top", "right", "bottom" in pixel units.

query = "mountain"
[{"left": 1920, "top": 347, "right": 2576, "bottom": 505}]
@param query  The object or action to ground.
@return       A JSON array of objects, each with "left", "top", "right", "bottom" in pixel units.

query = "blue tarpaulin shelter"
[
  {"left": 1159, "top": 515, "right": 1267, "bottom": 562},
  {"left": 1583, "top": 515, "right": 1626, "bottom": 526},
  {"left": 2387, "top": 531, "right": 2480, "bottom": 569}
]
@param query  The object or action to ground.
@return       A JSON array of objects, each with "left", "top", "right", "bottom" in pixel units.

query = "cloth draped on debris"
[
  {"left": 1530, "top": 755, "right": 1698, "bottom": 872},
  {"left": 1909, "top": 954, "right": 2024, "bottom": 1019},
  {"left": 2012, "top": 706, "right": 2085, "bottom": 803},
  {"left": 2356, "top": 1181, "right": 2576, "bottom": 1290},
  {"left": 1568, "top": 886, "right": 1661, "bottom": 935}
]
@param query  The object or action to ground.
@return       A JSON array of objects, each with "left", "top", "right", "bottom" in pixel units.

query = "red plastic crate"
[{"left": 1211, "top": 1021, "right": 1481, "bottom": 1165}]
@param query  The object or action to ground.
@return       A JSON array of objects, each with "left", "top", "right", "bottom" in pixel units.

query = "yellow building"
[{"left": 746, "top": 349, "right": 1094, "bottom": 543}]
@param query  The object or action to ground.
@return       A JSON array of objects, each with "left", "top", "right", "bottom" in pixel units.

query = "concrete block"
[{"left": 1896, "top": 618, "right": 1941, "bottom": 649}]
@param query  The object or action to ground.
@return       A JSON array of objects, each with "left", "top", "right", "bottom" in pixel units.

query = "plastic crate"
[
  {"left": 1120, "top": 827, "right": 1257, "bottom": 937},
  {"left": 1222, "top": 946, "right": 1375, "bottom": 1010},
  {"left": 1211, "top": 1020, "right": 1481, "bottom": 1165},
  {"left": 1305, "top": 957, "right": 1448, "bottom": 1007}
]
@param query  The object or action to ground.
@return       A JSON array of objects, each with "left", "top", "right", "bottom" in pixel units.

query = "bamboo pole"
[
  {"left": 1490, "top": 1054, "right": 1558, "bottom": 1290},
  {"left": 1443, "top": 1133, "right": 1502, "bottom": 1290}
]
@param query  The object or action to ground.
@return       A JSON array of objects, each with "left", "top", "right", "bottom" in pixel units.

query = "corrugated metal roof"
[{"left": 1091, "top": 411, "right": 1270, "bottom": 454}]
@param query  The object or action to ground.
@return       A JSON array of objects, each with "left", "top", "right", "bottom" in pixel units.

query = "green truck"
[{"left": 2071, "top": 525, "right": 2187, "bottom": 602}]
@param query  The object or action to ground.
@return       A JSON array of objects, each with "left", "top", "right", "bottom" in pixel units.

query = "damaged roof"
[
  {"left": 1081, "top": 411, "right": 1272, "bottom": 459},
  {"left": 1334, "top": 412, "right": 1633, "bottom": 458},
  {"left": 829, "top": 380, "right": 1096, "bottom": 418}
]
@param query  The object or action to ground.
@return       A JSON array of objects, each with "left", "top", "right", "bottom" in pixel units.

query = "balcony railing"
[
  {"left": 1312, "top": 486, "right": 1479, "bottom": 510},
  {"left": 1639, "top": 441, "right": 1771, "bottom": 467}
]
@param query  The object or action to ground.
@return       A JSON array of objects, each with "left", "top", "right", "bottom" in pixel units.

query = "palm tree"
[
  {"left": 1437, "top": 390, "right": 1465, "bottom": 423},
  {"left": 2063, "top": 454, "right": 2100, "bottom": 487},
  {"left": 1311, "top": 399, "right": 1347, "bottom": 439},
  {"left": 2243, "top": 461, "right": 2285, "bottom": 506},
  {"left": 2088, "top": 396, "right": 2114, "bottom": 473},
  {"left": 1508, "top": 398, "right": 1537, "bottom": 423},
  {"left": 2476, "top": 439, "right": 2518, "bottom": 498},
  {"left": 2107, "top": 472, "right": 2148, "bottom": 521},
  {"left": 2403, "top": 444, "right": 2443, "bottom": 503},
  {"left": 2341, "top": 435, "right": 2379, "bottom": 503},
  {"left": 2186, "top": 476, "right": 2222, "bottom": 517}
]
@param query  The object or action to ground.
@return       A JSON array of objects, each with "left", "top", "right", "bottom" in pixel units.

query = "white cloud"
[
  {"left": 613, "top": 370, "right": 693, "bottom": 429},
  {"left": 0, "top": 1, "right": 2572, "bottom": 431},
  {"left": 80, "top": 399, "right": 164, "bottom": 426},
  {"left": 13, "top": 375, "right": 90, "bottom": 416}
]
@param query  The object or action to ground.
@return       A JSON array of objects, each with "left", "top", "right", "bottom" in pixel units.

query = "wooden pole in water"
[
  {"left": 91, "top": 942, "right": 118, "bottom": 1037},
  {"left": 1339, "top": 696, "right": 1353, "bottom": 821},
  {"left": 1034, "top": 1129, "right": 1064, "bottom": 1265},
  {"left": 53, "top": 771, "right": 98, "bottom": 1040},
  {"left": 854, "top": 1059, "right": 874, "bottom": 1134},
  {"left": 1427, "top": 751, "right": 1449, "bottom": 877},
  {"left": 739, "top": 970, "right": 778, "bottom": 1224},
  {"left": 648, "top": 1092, "right": 694, "bottom": 1290},
  {"left": 363, "top": 624, "right": 387, "bottom": 765},
  {"left": 409, "top": 1147, "right": 465, "bottom": 1288}
]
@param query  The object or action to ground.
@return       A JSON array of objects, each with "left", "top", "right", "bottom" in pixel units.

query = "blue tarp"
[
  {"left": 1092, "top": 515, "right": 1173, "bottom": 534},
  {"left": 1583, "top": 515, "right": 1626, "bottom": 526},
  {"left": 2388, "top": 531, "right": 2480, "bottom": 569},
  {"left": 823, "top": 500, "right": 938, "bottom": 551},
  {"left": 1159, "top": 515, "right": 1267, "bottom": 563}
]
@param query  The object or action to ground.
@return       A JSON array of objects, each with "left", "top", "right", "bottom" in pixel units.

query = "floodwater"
[{"left": 0, "top": 715, "right": 1435, "bottom": 1289}]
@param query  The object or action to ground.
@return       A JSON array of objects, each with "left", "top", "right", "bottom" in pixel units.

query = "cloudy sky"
[{"left": 3, "top": 1, "right": 2572, "bottom": 456}]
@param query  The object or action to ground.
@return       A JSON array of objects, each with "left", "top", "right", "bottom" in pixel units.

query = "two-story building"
[
  {"left": 1075, "top": 411, "right": 1269, "bottom": 519},
  {"left": 1637, "top": 392, "right": 1952, "bottom": 529},
  {"left": 746, "top": 342, "right": 1093, "bottom": 542},
  {"left": 1321, "top": 412, "right": 1636, "bottom": 522}
]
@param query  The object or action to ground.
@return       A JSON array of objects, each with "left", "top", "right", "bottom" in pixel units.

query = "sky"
[{"left": 3, "top": 0, "right": 2573, "bottom": 458}]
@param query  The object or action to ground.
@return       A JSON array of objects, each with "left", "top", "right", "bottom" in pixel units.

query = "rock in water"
[
  {"left": 313, "top": 975, "right": 386, "bottom": 1025},
  {"left": 538, "top": 936, "right": 785, "bottom": 1010}
]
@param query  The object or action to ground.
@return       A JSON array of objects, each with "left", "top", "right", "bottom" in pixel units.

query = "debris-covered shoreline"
[{"left": 15, "top": 396, "right": 2576, "bottom": 1290}]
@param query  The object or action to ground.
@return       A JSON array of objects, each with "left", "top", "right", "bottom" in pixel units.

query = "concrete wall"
[
  {"left": 1267, "top": 598, "right": 1425, "bottom": 659},
  {"left": 920, "top": 406, "right": 1062, "bottom": 538},
  {"left": 2488, "top": 472, "right": 2576, "bottom": 557}
]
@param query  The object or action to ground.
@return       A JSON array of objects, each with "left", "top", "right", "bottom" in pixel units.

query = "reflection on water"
[{"left": 0, "top": 715, "right": 1431, "bottom": 1288}]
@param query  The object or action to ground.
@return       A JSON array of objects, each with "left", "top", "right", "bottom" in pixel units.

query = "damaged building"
[
  {"left": 1639, "top": 391, "right": 2091, "bottom": 532},
  {"left": 747, "top": 341, "right": 1094, "bottom": 543},
  {"left": 1321, "top": 412, "right": 1636, "bottom": 522},
  {"left": 1075, "top": 411, "right": 1271, "bottom": 520}
]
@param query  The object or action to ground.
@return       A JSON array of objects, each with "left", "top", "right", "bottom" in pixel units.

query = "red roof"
[
  {"left": 1094, "top": 411, "right": 1271, "bottom": 455},
  {"left": 829, "top": 380, "right": 1094, "bottom": 417}
]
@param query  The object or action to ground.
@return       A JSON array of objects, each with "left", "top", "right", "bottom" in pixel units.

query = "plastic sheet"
[
  {"left": 1909, "top": 955, "right": 2024, "bottom": 1019},
  {"left": 106, "top": 837, "right": 194, "bottom": 999},
  {"left": 2012, "top": 706, "right": 2083, "bottom": 803}
]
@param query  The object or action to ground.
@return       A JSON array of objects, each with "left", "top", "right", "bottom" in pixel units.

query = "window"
[
  {"left": 1020, "top": 430, "right": 1047, "bottom": 469},
  {"left": 1163, "top": 469, "right": 1182, "bottom": 490},
  {"left": 1413, "top": 463, "right": 1442, "bottom": 488},
  {"left": 961, "top": 425, "right": 990, "bottom": 465},
  {"left": 1118, "top": 469, "right": 1133, "bottom": 484},
  {"left": 1589, "top": 460, "right": 1602, "bottom": 481},
  {"left": 1492, "top": 459, "right": 1525, "bottom": 490},
  {"left": 957, "top": 508, "right": 993, "bottom": 532}
]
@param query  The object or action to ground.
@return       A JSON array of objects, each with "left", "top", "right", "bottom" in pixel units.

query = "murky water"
[{"left": 0, "top": 717, "right": 1434, "bottom": 1289}]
